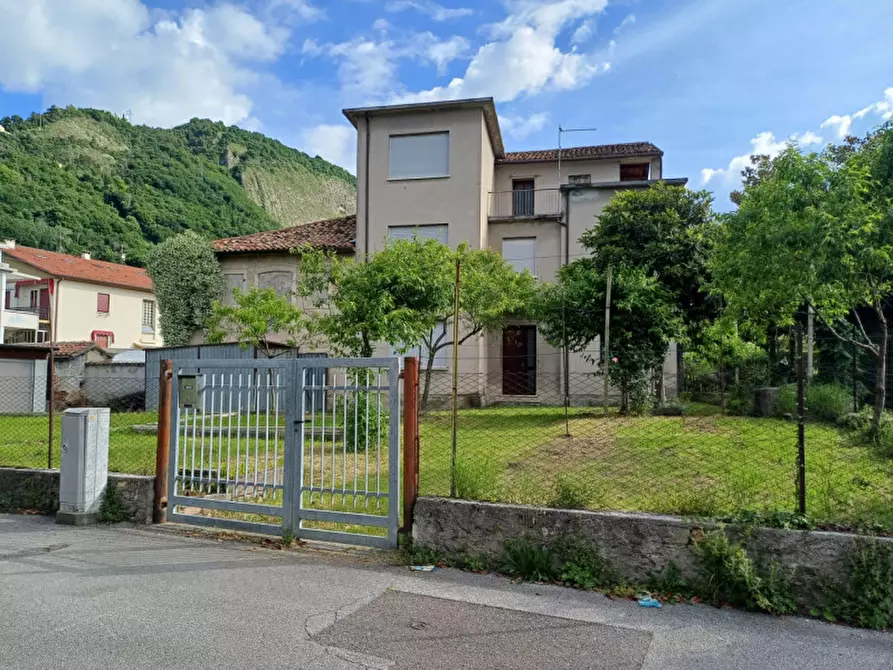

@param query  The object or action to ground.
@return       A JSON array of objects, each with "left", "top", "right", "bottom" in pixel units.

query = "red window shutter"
[{"left": 97, "top": 293, "right": 110, "bottom": 313}]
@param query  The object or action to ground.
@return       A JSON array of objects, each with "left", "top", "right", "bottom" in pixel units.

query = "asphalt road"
[{"left": 1, "top": 514, "right": 890, "bottom": 669}]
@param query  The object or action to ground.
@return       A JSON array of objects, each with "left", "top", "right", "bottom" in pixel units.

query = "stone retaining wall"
[
  {"left": 0, "top": 467, "right": 154, "bottom": 524},
  {"left": 413, "top": 497, "right": 892, "bottom": 608}
]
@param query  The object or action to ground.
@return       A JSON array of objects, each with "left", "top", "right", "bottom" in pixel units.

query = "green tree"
[
  {"left": 205, "top": 288, "right": 311, "bottom": 357},
  {"left": 580, "top": 182, "right": 718, "bottom": 343},
  {"left": 147, "top": 231, "right": 223, "bottom": 346},
  {"left": 713, "top": 126, "right": 893, "bottom": 430},
  {"left": 537, "top": 261, "right": 682, "bottom": 414},
  {"left": 296, "top": 237, "right": 455, "bottom": 357},
  {"left": 417, "top": 246, "right": 537, "bottom": 408}
]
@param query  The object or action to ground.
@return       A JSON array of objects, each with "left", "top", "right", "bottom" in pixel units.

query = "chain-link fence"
[
  {"left": 0, "top": 374, "right": 157, "bottom": 475},
  {"left": 418, "top": 328, "right": 893, "bottom": 535}
]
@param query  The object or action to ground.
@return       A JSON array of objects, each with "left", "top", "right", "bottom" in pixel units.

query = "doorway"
[
  {"left": 502, "top": 325, "right": 537, "bottom": 395},
  {"left": 512, "top": 179, "right": 535, "bottom": 217}
]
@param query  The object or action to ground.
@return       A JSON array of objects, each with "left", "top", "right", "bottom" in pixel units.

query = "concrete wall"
[
  {"left": 0, "top": 467, "right": 154, "bottom": 523},
  {"left": 55, "top": 280, "right": 161, "bottom": 349},
  {"left": 413, "top": 497, "right": 891, "bottom": 609},
  {"left": 83, "top": 363, "right": 146, "bottom": 407}
]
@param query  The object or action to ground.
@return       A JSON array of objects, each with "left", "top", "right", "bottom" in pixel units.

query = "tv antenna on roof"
[{"left": 557, "top": 125, "right": 598, "bottom": 188}]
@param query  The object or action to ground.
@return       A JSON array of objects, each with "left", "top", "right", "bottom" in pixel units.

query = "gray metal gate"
[{"left": 166, "top": 357, "right": 401, "bottom": 548}]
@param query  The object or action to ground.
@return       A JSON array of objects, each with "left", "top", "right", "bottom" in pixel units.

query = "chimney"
[{"left": 82, "top": 252, "right": 91, "bottom": 260}]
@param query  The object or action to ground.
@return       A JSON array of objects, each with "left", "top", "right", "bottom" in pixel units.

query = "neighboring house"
[
  {"left": 0, "top": 242, "right": 162, "bottom": 350},
  {"left": 210, "top": 97, "right": 685, "bottom": 403}
]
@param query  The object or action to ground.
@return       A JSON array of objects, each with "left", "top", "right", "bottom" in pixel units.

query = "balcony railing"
[
  {"left": 6, "top": 305, "right": 50, "bottom": 320},
  {"left": 488, "top": 188, "right": 562, "bottom": 220}
]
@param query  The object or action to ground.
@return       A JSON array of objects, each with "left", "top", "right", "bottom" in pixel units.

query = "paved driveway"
[{"left": 0, "top": 514, "right": 890, "bottom": 669}]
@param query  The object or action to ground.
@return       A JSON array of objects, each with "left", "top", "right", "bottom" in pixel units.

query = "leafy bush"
[
  {"left": 502, "top": 538, "right": 557, "bottom": 582},
  {"left": 827, "top": 539, "right": 893, "bottom": 629},
  {"left": 806, "top": 383, "right": 851, "bottom": 423},
  {"left": 775, "top": 383, "right": 851, "bottom": 423},
  {"left": 692, "top": 529, "right": 795, "bottom": 614},
  {"left": 552, "top": 537, "right": 616, "bottom": 589},
  {"left": 549, "top": 474, "right": 590, "bottom": 510}
]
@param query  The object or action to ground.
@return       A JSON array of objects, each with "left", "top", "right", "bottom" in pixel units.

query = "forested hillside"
[{"left": 0, "top": 106, "right": 356, "bottom": 266}]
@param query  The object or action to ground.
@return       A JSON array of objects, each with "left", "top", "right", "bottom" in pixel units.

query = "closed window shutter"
[
  {"left": 97, "top": 293, "right": 110, "bottom": 313},
  {"left": 388, "top": 224, "right": 448, "bottom": 244},
  {"left": 389, "top": 133, "right": 449, "bottom": 179}
]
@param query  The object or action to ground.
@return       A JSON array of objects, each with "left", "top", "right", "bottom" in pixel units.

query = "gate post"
[
  {"left": 401, "top": 357, "right": 420, "bottom": 534},
  {"left": 153, "top": 360, "right": 173, "bottom": 523}
]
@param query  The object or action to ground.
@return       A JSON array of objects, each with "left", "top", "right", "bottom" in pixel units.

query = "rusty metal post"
[
  {"left": 795, "top": 323, "right": 807, "bottom": 516},
  {"left": 47, "top": 347, "right": 55, "bottom": 469},
  {"left": 153, "top": 360, "right": 173, "bottom": 524},
  {"left": 401, "top": 357, "right": 420, "bottom": 534}
]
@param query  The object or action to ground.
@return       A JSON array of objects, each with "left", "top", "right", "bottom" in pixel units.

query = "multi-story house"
[
  {"left": 0, "top": 242, "right": 162, "bottom": 350},
  {"left": 213, "top": 97, "right": 685, "bottom": 403}
]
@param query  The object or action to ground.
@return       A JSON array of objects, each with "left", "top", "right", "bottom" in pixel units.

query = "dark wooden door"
[
  {"left": 502, "top": 325, "right": 537, "bottom": 395},
  {"left": 39, "top": 288, "right": 50, "bottom": 320},
  {"left": 512, "top": 179, "right": 535, "bottom": 217}
]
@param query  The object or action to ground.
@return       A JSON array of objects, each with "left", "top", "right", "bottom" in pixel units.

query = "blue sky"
[{"left": 1, "top": 0, "right": 892, "bottom": 209}]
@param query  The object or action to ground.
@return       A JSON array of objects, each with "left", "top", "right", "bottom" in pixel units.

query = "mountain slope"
[{"left": 0, "top": 107, "right": 356, "bottom": 266}]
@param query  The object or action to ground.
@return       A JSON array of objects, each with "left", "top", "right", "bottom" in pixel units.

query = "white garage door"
[{"left": 0, "top": 359, "right": 43, "bottom": 414}]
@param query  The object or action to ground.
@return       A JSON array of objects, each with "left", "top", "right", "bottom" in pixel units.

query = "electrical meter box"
[
  {"left": 178, "top": 373, "right": 205, "bottom": 409},
  {"left": 57, "top": 408, "right": 110, "bottom": 525}
]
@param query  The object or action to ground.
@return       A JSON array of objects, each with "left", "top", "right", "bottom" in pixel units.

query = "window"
[
  {"left": 568, "top": 174, "right": 591, "bottom": 185},
  {"left": 97, "top": 293, "right": 110, "bottom": 313},
  {"left": 388, "top": 224, "right": 448, "bottom": 245},
  {"left": 512, "top": 179, "right": 535, "bottom": 217},
  {"left": 29, "top": 289, "right": 38, "bottom": 309},
  {"left": 389, "top": 132, "right": 449, "bottom": 179},
  {"left": 620, "top": 163, "right": 650, "bottom": 181},
  {"left": 222, "top": 273, "right": 246, "bottom": 306},
  {"left": 392, "top": 321, "right": 449, "bottom": 369},
  {"left": 142, "top": 300, "right": 156, "bottom": 333},
  {"left": 257, "top": 271, "right": 294, "bottom": 298},
  {"left": 502, "top": 238, "right": 536, "bottom": 275}
]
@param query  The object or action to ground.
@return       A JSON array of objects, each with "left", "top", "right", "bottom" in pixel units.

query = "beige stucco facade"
[
  {"left": 53, "top": 280, "right": 160, "bottom": 349},
  {"left": 214, "top": 98, "right": 684, "bottom": 405}
]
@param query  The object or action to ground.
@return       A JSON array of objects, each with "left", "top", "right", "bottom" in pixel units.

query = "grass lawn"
[
  {"left": 418, "top": 403, "right": 893, "bottom": 532},
  {"left": 0, "top": 412, "right": 159, "bottom": 474}
]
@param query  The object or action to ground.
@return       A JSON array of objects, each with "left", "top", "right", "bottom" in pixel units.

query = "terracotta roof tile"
[
  {"left": 2, "top": 246, "right": 154, "bottom": 292},
  {"left": 498, "top": 142, "right": 663, "bottom": 164},
  {"left": 213, "top": 215, "right": 357, "bottom": 254},
  {"left": 53, "top": 341, "right": 98, "bottom": 358}
]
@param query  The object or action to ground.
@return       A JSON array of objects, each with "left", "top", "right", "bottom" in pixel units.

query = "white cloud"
[
  {"left": 307, "top": 32, "right": 471, "bottom": 98},
  {"left": 820, "top": 114, "right": 852, "bottom": 140},
  {"left": 397, "top": 0, "right": 610, "bottom": 104},
  {"left": 821, "top": 88, "right": 893, "bottom": 139},
  {"left": 386, "top": 0, "right": 473, "bottom": 21},
  {"left": 499, "top": 112, "right": 550, "bottom": 139},
  {"left": 571, "top": 20, "right": 595, "bottom": 45},
  {"left": 613, "top": 13, "right": 636, "bottom": 35},
  {"left": 701, "top": 130, "right": 822, "bottom": 185},
  {"left": 0, "top": 0, "right": 317, "bottom": 128},
  {"left": 418, "top": 34, "right": 470, "bottom": 75},
  {"left": 372, "top": 18, "right": 391, "bottom": 33},
  {"left": 302, "top": 123, "right": 356, "bottom": 173}
]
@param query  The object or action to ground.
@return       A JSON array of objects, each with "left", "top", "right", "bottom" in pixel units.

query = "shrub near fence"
[{"left": 418, "top": 368, "right": 893, "bottom": 534}]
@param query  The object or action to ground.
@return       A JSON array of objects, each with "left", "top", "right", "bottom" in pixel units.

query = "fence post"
[
  {"left": 47, "top": 347, "right": 55, "bottom": 469},
  {"left": 153, "top": 359, "right": 173, "bottom": 524},
  {"left": 401, "top": 357, "right": 420, "bottom": 534},
  {"left": 795, "top": 323, "right": 807, "bottom": 516}
]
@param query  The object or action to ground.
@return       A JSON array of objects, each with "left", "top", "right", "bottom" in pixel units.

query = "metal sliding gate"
[{"left": 167, "top": 357, "right": 401, "bottom": 548}]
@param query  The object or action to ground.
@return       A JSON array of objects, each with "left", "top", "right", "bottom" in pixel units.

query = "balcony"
[
  {"left": 488, "top": 188, "right": 562, "bottom": 221},
  {"left": 3, "top": 307, "right": 40, "bottom": 331},
  {"left": 7, "top": 305, "right": 50, "bottom": 321}
]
